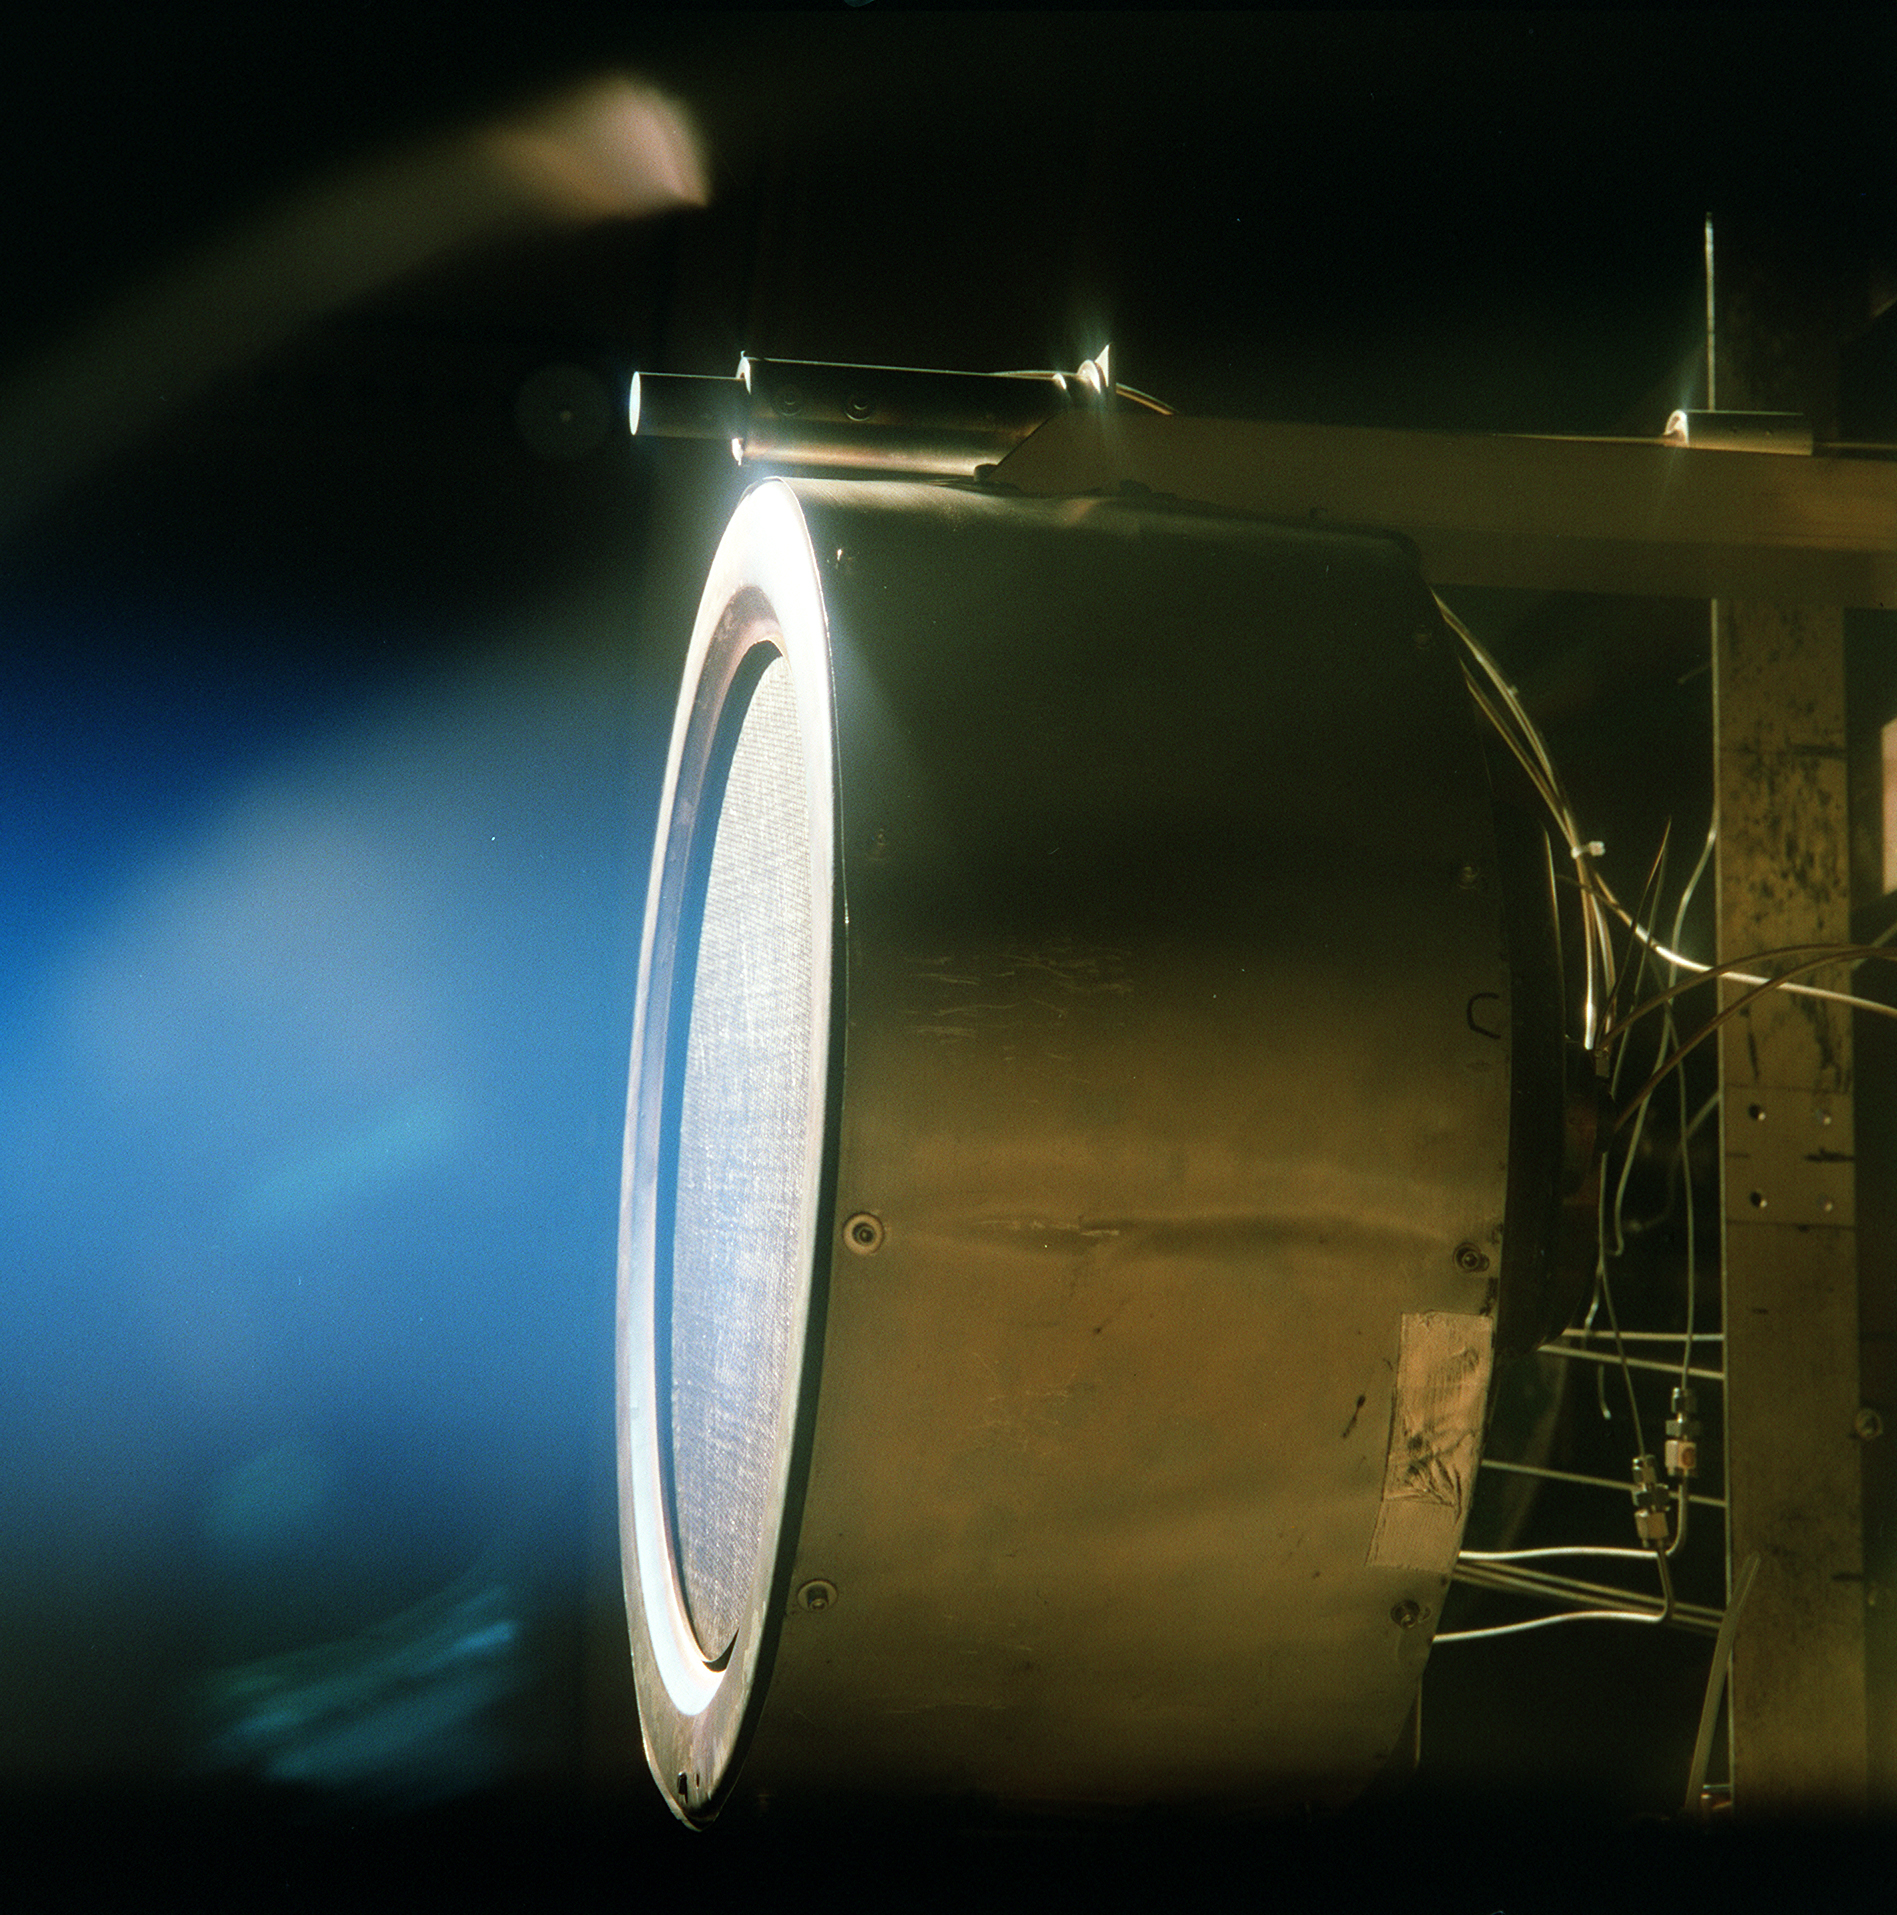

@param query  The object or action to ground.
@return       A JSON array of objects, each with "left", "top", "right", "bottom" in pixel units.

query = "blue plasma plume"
[{"left": 0, "top": 601, "right": 652, "bottom": 1798}]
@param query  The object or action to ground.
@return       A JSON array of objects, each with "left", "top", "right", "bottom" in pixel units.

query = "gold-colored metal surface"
[
  {"left": 1715, "top": 599, "right": 1869, "bottom": 1814},
  {"left": 619, "top": 479, "right": 1531, "bottom": 1818},
  {"left": 992, "top": 412, "right": 1897, "bottom": 608}
]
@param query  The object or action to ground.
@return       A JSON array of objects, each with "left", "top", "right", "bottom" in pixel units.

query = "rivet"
[
  {"left": 797, "top": 1579, "right": 838, "bottom": 1612},
  {"left": 1454, "top": 1242, "right": 1490, "bottom": 1273},
  {"left": 1856, "top": 1407, "right": 1884, "bottom": 1441},
  {"left": 1747, "top": 1103, "right": 1766, "bottom": 1123},
  {"left": 776, "top": 385, "right": 803, "bottom": 415},
  {"left": 1413, "top": 630, "right": 1433, "bottom": 653},
  {"left": 844, "top": 1212, "right": 885, "bottom": 1255},
  {"left": 844, "top": 393, "right": 875, "bottom": 420},
  {"left": 1749, "top": 1190, "right": 1767, "bottom": 1209},
  {"left": 1457, "top": 863, "right": 1480, "bottom": 890}
]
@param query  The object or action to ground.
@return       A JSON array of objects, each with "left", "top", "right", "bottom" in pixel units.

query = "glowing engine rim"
[{"left": 618, "top": 481, "right": 837, "bottom": 1805}]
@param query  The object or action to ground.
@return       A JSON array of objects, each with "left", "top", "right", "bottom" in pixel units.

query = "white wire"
[
  {"left": 1607, "top": 831, "right": 1669, "bottom": 1261},
  {"left": 1669, "top": 816, "right": 1714, "bottom": 1389},
  {"left": 1590, "top": 1170, "right": 1648, "bottom": 1451},
  {"left": 1436, "top": 591, "right": 1616, "bottom": 1046},
  {"left": 1445, "top": 597, "right": 1897, "bottom": 1048},
  {"left": 1434, "top": 1607, "right": 1667, "bottom": 1644},
  {"left": 1439, "top": 594, "right": 1897, "bottom": 1032},
  {"left": 1459, "top": 1545, "right": 1656, "bottom": 1563},
  {"left": 1436, "top": 595, "right": 1885, "bottom": 1611},
  {"left": 1619, "top": 920, "right": 1897, "bottom": 1023}
]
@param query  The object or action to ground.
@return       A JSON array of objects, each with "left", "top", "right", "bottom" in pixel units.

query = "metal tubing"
[
  {"left": 1452, "top": 1558, "right": 1723, "bottom": 1634},
  {"left": 1479, "top": 1456, "right": 1726, "bottom": 1508},
  {"left": 1555, "top": 1328, "right": 1723, "bottom": 1342},
  {"left": 1685, "top": 1552, "right": 1763, "bottom": 1813},
  {"left": 1536, "top": 1342, "right": 1726, "bottom": 1383}
]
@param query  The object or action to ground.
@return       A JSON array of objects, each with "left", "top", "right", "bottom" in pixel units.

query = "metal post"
[{"left": 1713, "top": 223, "right": 1871, "bottom": 1815}]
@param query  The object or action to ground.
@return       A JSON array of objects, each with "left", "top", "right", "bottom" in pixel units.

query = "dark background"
[{"left": 2, "top": 8, "right": 1893, "bottom": 1905}]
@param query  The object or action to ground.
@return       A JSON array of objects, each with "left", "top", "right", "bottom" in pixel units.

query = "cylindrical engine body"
[{"left": 619, "top": 478, "right": 1540, "bottom": 1824}]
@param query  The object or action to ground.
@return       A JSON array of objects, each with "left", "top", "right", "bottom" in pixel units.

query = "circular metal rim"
[{"left": 617, "top": 480, "right": 838, "bottom": 1810}]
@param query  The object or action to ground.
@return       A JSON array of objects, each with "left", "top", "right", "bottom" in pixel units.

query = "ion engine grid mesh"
[{"left": 668, "top": 651, "right": 815, "bottom": 1660}]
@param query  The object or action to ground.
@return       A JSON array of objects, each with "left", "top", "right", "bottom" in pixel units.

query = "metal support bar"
[
  {"left": 1536, "top": 1342, "right": 1726, "bottom": 1383},
  {"left": 1556, "top": 1329, "right": 1724, "bottom": 1343},
  {"left": 990, "top": 411, "right": 1897, "bottom": 607},
  {"left": 1715, "top": 595, "right": 1869, "bottom": 1814},
  {"left": 1480, "top": 1456, "right": 1725, "bottom": 1509}
]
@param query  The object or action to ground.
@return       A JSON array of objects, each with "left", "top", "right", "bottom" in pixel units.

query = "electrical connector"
[
  {"left": 1631, "top": 1452, "right": 1671, "bottom": 1545},
  {"left": 1665, "top": 1385, "right": 1701, "bottom": 1478}
]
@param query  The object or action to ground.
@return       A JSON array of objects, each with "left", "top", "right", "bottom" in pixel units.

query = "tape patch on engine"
[{"left": 1367, "top": 1310, "right": 1493, "bottom": 1573}]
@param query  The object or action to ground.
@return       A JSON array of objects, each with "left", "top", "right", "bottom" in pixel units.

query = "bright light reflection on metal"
[{"left": 621, "top": 481, "right": 834, "bottom": 1721}]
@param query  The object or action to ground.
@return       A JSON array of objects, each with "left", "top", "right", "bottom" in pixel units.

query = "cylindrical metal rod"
[
  {"left": 1554, "top": 1328, "right": 1723, "bottom": 1342},
  {"left": 631, "top": 352, "right": 1115, "bottom": 476},
  {"left": 1705, "top": 214, "right": 1718, "bottom": 412},
  {"left": 1479, "top": 1456, "right": 1727, "bottom": 1508},
  {"left": 629, "top": 370, "right": 748, "bottom": 443},
  {"left": 1536, "top": 1342, "right": 1726, "bottom": 1383},
  {"left": 1685, "top": 1551, "right": 1762, "bottom": 1814},
  {"left": 734, "top": 355, "right": 1086, "bottom": 475}
]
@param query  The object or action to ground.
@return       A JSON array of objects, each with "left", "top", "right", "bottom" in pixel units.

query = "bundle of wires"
[
  {"left": 1439, "top": 593, "right": 1618, "bottom": 1054},
  {"left": 1432, "top": 592, "right": 1897, "bottom": 1647}
]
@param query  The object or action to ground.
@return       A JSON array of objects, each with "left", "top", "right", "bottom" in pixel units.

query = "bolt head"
[
  {"left": 1391, "top": 1599, "right": 1425, "bottom": 1629},
  {"left": 843, "top": 1211, "right": 885, "bottom": 1254},
  {"left": 1856, "top": 1407, "right": 1884, "bottom": 1441},
  {"left": 1454, "top": 1242, "right": 1490, "bottom": 1273},
  {"left": 797, "top": 1579, "right": 838, "bottom": 1612}
]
